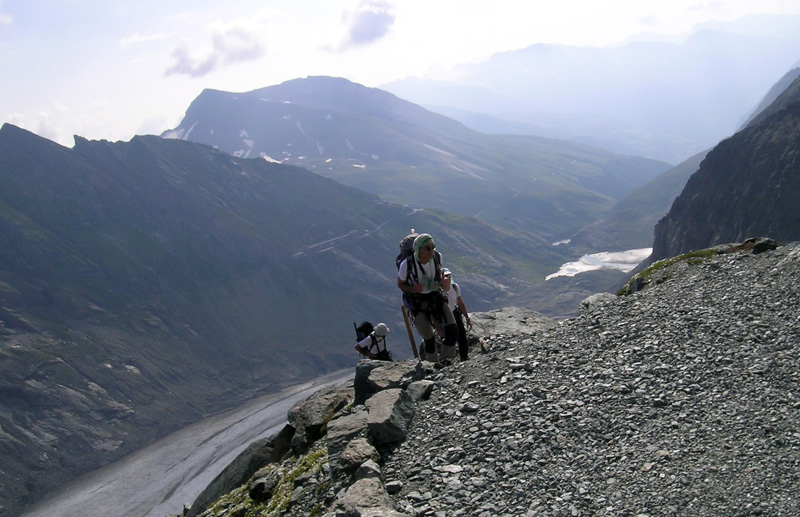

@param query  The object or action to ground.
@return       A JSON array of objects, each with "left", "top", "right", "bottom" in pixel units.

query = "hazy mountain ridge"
[
  {"left": 562, "top": 65, "right": 800, "bottom": 256},
  {"left": 566, "top": 150, "right": 710, "bottom": 254},
  {"left": 383, "top": 14, "right": 800, "bottom": 164},
  {"left": 651, "top": 75, "right": 800, "bottom": 262},
  {"left": 743, "top": 67, "right": 800, "bottom": 128},
  {"left": 164, "top": 76, "right": 670, "bottom": 242}
]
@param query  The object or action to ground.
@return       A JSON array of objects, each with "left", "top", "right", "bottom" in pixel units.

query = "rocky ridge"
[{"left": 184, "top": 240, "right": 800, "bottom": 517}]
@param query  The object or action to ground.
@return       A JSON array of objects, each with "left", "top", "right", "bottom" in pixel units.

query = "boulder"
[
  {"left": 579, "top": 292, "right": 617, "bottom": 314},
  {"left": 288, "top": 383, "right": 354, "bottom": 455},
  {"left": 406, "top": 380, "right": 435, "bottom": 402},
  {"left": 332, "top": 478, "right": 405, "bottom": 516},
  {"left": 326, "top": 407, "right": 369, "bottom": 481},
  {"left": 469, "top": 306, "right": 556, "bottom": 339},
  {"left": 365, "top": 389, "right": 414, "bottom": 446},
  {"left": 338, "top": 438, "right": 380, "bottom": 476},
  {"left": 354, "top": 360, "right": 423, "bottom": 405}
]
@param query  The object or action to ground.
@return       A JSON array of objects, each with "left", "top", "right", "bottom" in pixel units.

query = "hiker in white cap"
[{"left": 354, "top": 322, "right": 393, "bottom": 361}]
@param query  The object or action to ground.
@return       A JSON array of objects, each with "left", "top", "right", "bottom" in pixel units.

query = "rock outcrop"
[
  {"left": 183, "top": 240, "right": 800, "bottom": 517},
  {"left": 651, "top": 78, "right": 800, "bottom": 262}
]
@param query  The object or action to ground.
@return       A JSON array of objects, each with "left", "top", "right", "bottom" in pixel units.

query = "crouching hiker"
[
  {"left": 397, "top": 233, "right": 458, "bottom": 364},
  {"left": 354, "top": 321, "right": 393, "bottom": 361}
]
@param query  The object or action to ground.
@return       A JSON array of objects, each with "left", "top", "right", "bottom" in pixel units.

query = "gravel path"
[{"left": 382, "top": 242, "right": 800, "bottom": 516}]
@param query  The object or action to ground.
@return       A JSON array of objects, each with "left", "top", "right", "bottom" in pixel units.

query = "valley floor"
[{"left": 20, "top": 369, "right": 353, "bottom": 517}]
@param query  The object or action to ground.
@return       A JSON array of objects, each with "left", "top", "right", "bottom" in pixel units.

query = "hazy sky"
[{"left": 2, "top": 0, "right": 799, "bottom": 147}]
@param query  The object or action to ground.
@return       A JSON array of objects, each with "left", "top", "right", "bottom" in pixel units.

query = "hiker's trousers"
[{"left": 415, "top": 303, "right": 458, "bottom": 358}]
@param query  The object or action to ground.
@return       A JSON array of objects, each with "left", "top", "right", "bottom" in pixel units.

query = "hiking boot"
[
  {"left": 439, "top": 344, "right": 457, "bottom": 361},
  {"left": 424, "top": 351, "right": 439, "bottom": 363}
]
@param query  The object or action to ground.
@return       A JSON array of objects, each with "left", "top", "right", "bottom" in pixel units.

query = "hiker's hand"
[
  {"left": 409, "top": 283, "right": 424, "bottom": 293},
  {"left": 465, "top": 317, "right": 473, "bottom": 330}
]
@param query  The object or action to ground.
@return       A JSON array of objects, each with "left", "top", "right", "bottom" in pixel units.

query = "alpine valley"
[{"left": 2, "top": 63, "right": 800, "bottom": 516}]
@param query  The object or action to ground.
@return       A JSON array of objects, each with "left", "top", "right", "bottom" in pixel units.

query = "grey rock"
[
  {"left": 406, "top": 380, "right": 435, "bottom": 401},
  {"left": 326, "top": 407, "right": 369, "bottom": 482},
  {"left": 469, "top": 306, "right": 556, "bottom": 339},
  {"left": 334, "top": 478, "right": 398, "bottom": 513},
  {"left": 385, "top": 480, "right": 404, "bottom": 494},
  {"left": 579, "top": 292, "right": 617, "bottom": 313},
  {"left": 288, "top": 383, "right": 354, "bottom": 455},
  {"left": 365, "top": 389, "right": 415, "bottom": 445},
  {"left": 337, "top": 437, "right": 379, "bottom": 475},
  {"left": 247, "top": 469, "right": 281, "bottom": 502},
  {"left": 354, "top": 360, "right": 424, "bottom": 405},
  {"left": 353, "top": 459, "right": 382, "bottom": 482}
]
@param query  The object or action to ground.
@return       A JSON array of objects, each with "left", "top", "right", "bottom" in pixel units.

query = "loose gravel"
[{"left": 382, "top": 242, "right": 800, "bottom": 517}]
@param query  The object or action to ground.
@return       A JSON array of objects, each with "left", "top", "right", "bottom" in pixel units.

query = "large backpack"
[
  {"left": 354, "top": 321, "right": 374, "bottom": 342},
  {"left": 395, "top": 231, "right": 418, "bottom": 270}
]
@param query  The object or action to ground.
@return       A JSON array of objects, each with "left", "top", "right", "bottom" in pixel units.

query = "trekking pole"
[{"left": 401, "top": 305, "right": 419, "bottom": 358}]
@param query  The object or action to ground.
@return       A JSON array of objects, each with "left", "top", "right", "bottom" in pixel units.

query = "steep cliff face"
[{"left": 651, "top": 96, "right": 800, "bottom": 262}]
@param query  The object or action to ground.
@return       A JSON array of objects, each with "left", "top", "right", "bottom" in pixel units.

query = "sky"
[{"left": 1, "top": 0, "right": 799, "bottom": 148}]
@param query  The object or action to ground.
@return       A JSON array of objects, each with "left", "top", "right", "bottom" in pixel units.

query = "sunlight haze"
[{"left": 1, "top": 0, "right": 799, "bottom": 147}]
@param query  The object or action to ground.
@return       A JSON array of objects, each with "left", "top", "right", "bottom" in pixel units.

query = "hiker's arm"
[
  {"left": 457, "top": 297, "right": 472, "bottom": 329},
  {"left": 354, "top": 343, "right": 376, "bottom": 359},
  {"left": 397, "top": 277, "right": 423, "bottom": 293}
]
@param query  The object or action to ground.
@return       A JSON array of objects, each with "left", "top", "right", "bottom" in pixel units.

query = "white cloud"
[
  {"left": 339, "top": 0, "right": 395, "bottom": 49},
  {"left": 165, "top": 21, "right": 265, "bottom": 77}
]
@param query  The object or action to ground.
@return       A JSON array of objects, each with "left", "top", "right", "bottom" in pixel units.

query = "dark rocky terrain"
[
  {"left": 651, "top": 75, "right": 800, "bottom": 262},
  {"left": 181, "top": 239, "right": 800, "bottom": 516}
]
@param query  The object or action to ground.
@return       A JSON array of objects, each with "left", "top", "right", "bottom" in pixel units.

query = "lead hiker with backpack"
[{"left": 397, "top": 232, "right": 459, "bottom": 364}]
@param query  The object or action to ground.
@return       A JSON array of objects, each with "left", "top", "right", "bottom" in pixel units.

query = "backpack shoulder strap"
[
  {"left": 367, "top": 334, "right": 386, "bottom": 353},
  {"left": 405, "top": 255, "right": 420, "bottom": 285}
]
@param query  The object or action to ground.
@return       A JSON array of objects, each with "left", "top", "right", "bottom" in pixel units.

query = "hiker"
[
  {"left": 354, "top": 322, "right": 393, "bottom": 361},
  {"left": 441, "top": 268, "right": 473, "bottom": 361},
  {"left": 397, "top": 233, "right": 458, "bottom": 363}
]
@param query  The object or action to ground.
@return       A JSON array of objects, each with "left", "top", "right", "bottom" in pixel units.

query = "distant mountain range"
[
  {"left": 382, "top": 13, "right": 800, "bottom": 165},
  {"left": 163, "top": 76, "right": 670, "bottom": 244}
]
